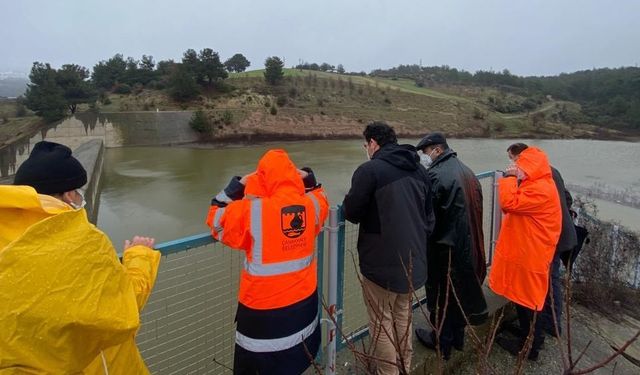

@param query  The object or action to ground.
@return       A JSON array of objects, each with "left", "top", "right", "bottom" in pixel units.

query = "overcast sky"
[{"left": 1, "top": 0, "right": 639, "bottom": 77}]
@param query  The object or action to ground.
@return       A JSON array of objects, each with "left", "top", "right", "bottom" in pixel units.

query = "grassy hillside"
[
  {"left": 4, "top": 68, "right": 619, "bottom": 146},
  {"left": 0, "top": 99, "right": 41, "bottom": 147},
  {"left": 140, "top": 69, "right": 604, "bottom": 140}
]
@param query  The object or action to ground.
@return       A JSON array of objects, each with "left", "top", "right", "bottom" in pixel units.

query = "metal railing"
[{"left": 136, "top": 171, "right": 501, "bottom": 374}]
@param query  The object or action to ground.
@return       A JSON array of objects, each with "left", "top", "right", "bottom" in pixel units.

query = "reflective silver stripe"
[
  {"left": 306, "top": 192, "right": 320, "bottom": 228},
  {"left": 215, "top": 190, "right": 232, "bottom": 203},
  {"left": 235, "top": 314, "right": 319, "bottom": 352},
  {"left": 245, "top": 251, "right": 315, "bottom": 276},
  {"left": 213, "top": 207, "right": 225, "bottom": 241},
  {"left": 247, "top": 198, "right": 316, "bottom": 276},
  {"left": 250, "top": 199, "right": 263, "bottom": 263}
]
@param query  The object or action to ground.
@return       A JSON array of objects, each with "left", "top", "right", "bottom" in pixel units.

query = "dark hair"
[
  {"left": 363, "top": 121, "right": 397, "bottom": 147},
  {"left": 507, "top": 142, "right": 529, "bottom": 156}
]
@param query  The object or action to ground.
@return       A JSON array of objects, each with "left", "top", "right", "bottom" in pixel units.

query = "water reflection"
[{"left": 0, "top": 111, "right": 196, "bottom": 178}]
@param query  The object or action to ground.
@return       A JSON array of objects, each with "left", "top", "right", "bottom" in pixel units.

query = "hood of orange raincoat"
[
  {"left": 244, "top": 149, "right": 305, "bottom": 197},
  {"left": 515, "top": 147, "right": 552, "bottom": 181}
]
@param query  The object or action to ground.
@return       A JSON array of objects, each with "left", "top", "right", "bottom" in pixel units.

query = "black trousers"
[
  {"left": 515, "top": 303, "right": 547, "bottom": 353},
  {"left": 233, "top": 325, "right": 320, "bottom": 375},
  {"left": 430, "top": 304, "right": 466, "bottom": 355},
  {"left": 541, "top": 253, "right": 563, "bottom": 335}
]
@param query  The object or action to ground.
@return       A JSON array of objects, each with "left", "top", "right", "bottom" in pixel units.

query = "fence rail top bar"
[
  {"left": 155, "top": 232, "right": 215, "bottom": 255},
  {"left": 476, "top": 170, "right": 495, "bottom": 179}
]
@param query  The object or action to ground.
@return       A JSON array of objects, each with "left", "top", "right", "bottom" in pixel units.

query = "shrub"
[
  {"left": 15, "top": 101, "right": 27, "bottom": 117},
  {"left": 113, "top": 83, "right": 132, "bottom": 94},
  {"left": 222, "top": 110, "right": 233, "bottom": 125},
  {"left": 189, "top": 110, "right": 210, "bottom": 133},
  {"left": 133, "top": 83, "right": 144, "bottom": 94},
  {"left": 276, "top": 95, "right": 287, "bottom": 107},
  {"left": 270, "top": 105, "right": 277, "bottom": 115}
]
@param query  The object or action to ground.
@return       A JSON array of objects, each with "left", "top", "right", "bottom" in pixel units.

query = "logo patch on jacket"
[{"left": 281, "top": 205, "right": 306, "bottom": 238}]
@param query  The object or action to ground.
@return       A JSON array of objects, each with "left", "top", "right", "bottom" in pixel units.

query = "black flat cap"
[{"left": 416, "top": 132, "right": 448, "bottom": 151}]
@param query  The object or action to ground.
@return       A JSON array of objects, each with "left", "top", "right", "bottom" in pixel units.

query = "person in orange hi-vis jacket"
[
  {"left": 489, "top": 146, "right": 562, "bottom": 361},
  {"left": 205, "top": 149, "right": 329, "bottom": 375}
]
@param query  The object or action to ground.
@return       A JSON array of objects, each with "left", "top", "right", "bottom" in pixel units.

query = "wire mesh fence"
[{"left": 136, "top": 243, "right": 243, "bottom": 374}]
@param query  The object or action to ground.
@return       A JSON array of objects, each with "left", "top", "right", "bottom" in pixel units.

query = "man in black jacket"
[
  {"left": 414, "top": 132, "right": 488, "bottom": 360},
  {"left": 343, "top": 122, "right": 435, "bottom": 374}
]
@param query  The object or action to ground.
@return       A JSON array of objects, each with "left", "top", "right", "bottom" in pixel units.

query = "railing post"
[
  {"left": 325, "top": 206, "right": 339, "bottom": 375},
  {"left": 489, "top": 171, "right": 502, "bottom": 265},
  {"left": 634, "top": 252, "right": 640, "bottom": 289},
  {"left": 610, "top": 224, "right": 619, "bottom": 277}
]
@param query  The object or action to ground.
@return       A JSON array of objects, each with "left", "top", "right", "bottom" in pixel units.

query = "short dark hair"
[
  {"left": 507, "top": 143, "right": 529, "bottom": 156},
  {"left": 363, "top": 121, "right": 397, "bottom": 147}
]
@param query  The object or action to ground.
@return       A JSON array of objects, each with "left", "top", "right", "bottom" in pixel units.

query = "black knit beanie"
[{"left": 14, "top": 141, "right": 87, "bottom": 195}]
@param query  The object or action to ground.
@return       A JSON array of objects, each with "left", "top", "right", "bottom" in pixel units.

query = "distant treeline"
[
  {"left": 371, "top": 64, "right": 640, "bottom": 130},
  {"left": 20, "top": 49, "right": 254, "bottom": 121}
]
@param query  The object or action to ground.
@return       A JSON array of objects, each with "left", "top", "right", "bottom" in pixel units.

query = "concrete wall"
[{"left": 73, "top": 139, "right": 104, "bottom": 223}]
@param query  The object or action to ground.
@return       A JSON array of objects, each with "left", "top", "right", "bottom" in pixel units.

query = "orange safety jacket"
[
  {"left": 206, "top": 149, "right": 329, "bottom": 354},
  {"left": 489, "top": 147, "right": 562, "bottom": 311}
]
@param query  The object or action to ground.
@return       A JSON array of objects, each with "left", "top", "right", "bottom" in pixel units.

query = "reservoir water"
[{"left": 96, "top": 138, "right": 640, "bottom": 247}]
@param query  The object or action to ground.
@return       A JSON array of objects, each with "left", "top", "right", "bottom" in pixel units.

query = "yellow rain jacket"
[{"left": 0, "top": 185, "right": 161, "bottom": 374}]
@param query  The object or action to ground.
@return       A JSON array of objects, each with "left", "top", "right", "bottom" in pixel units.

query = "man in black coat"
[
  {"left": 343, "top": 122, "right": 435, "bottom": 374},
  {"left": 414, "top": 132, "right": 488, "bottom": 360}
]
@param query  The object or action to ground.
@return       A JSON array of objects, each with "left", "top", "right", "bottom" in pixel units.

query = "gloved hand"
[
  {"left": 300, "top": 167, "right": 320, "bottom": 191},
  {"left": 211, "top": 176, "right": 245, "bottom": 206}
]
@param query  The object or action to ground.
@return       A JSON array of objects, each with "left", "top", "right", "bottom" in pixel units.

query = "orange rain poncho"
[
  {"left": 488, "top": 147, "right": 562, "bottom": 311},
  {"left": 0, "top": 185, "right": 160, "bottom": 374}
]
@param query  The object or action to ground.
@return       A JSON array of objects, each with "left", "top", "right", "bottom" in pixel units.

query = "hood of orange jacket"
[
  {"left": 244, "top": 149, "right": 305, "bottom": 198},
  {"left": 516, "top": 146, "right": 552, "bottom": 182}
]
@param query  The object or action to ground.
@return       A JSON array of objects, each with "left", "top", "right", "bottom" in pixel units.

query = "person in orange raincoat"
[
  {"left": 0, "top": 141, "right": 160, "bottom": 374},
  {"left": 206, "top": 149, "right": 328, "bottom": 375},
  {"left": 489, "top": 146, "right": 561, "bottom": 361}
]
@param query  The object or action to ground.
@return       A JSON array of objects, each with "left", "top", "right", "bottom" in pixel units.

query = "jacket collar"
[{"left": 430, "top": 149, "right": 456, "bottom": 168}]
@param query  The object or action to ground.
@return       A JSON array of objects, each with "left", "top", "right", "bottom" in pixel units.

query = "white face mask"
[
  {"left": 69, "top": 190, "right": 87, "bottom": 210},
  {"left": 420, "top": 149, "right": 436, "bottom": 168}
]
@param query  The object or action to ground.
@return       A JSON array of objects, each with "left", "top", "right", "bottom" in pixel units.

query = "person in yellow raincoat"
[{"left": 0, "top": 141, "right": 161, "bottom": 374}]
